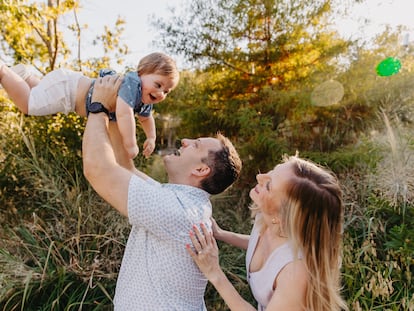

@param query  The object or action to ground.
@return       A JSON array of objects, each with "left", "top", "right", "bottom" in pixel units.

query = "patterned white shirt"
[{"left": 113, "top": 175, "right": 212, "bottom": 310}]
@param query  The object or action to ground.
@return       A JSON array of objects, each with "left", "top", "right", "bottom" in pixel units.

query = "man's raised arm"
[{"left": 82, "top": 75, "right": 131, "bottom": 217}]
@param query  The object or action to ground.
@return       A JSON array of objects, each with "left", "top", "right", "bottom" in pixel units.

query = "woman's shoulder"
[
  {"left": 267, "top": 259, "right": 308, "bottom": 310},
  {"left": 277, "top": 259, "right": 308, "bottom": 288}
]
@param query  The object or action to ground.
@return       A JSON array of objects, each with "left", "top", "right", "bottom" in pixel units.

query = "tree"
[
  {"left": 0, "top": 0, "right": 75, "bottom": 71},
  {"left": 0, "top": 0, "right": 129, "bottom": 158},
  {"left": 152, "top": 0, "right": 353, "bottom": 188},
  {"left": 154, "top": 0, "right": 348, "bottom": 88},
  {"left": 0, "top": 0, "right": 127, "bottom": 74}
]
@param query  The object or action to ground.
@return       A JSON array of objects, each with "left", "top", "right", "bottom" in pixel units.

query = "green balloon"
[{"left": 376, "top": 57, "right": 401, "bottom": 76}]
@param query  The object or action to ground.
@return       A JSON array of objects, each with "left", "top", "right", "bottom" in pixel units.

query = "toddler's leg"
[{"left": 0, "top": 62, "right": 31, "bottom": 114}]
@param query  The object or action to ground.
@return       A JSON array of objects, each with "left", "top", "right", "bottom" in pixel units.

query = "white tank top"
[{"left": 245, "top": 214, "right": 298, "bottom": 311}]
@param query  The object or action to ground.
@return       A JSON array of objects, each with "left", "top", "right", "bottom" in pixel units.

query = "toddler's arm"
[
  {"left": 138, "top": 114, "right": 156, "bottom": 158},
  {"left": 108, "top": 121, "right": 149, "bottom": 180},
  {"left": 115, "top": 97, "right": 139, "bottom": 159}
]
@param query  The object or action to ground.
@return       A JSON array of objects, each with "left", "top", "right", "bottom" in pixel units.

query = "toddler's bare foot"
[
  {"left": 11, "top": 64, "right": 32, "bottom": 81},
  {"left": 0, "top": 60, "right": 6, "bottom": 81}
]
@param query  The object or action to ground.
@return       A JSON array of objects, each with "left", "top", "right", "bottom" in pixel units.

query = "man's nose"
[{"left": 181, "top": 138, "right": 190, "bottom": 147}]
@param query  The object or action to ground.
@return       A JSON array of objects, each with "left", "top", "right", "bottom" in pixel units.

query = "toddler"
[{"left": 0, "top": 52, "right": 179, "bottom": 159}]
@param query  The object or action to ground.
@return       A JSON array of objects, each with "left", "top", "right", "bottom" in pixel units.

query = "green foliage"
[
  {"left": 0, "top": 126, "right": 126, "bottom": 309},
  {"left": 0, "top": 0, "right": 128, "bottom": 74},
  {"left": 0, "top": 110, "right": 83, "bottom": 220},
  {"left": 156, "top": 6, "right": 414, "bottom": 308},
  {"left": 0, "top": 1, "right": 132, "bottom": 305},
  {"left": 153, "top": 0, "right": 387, "bottom": 191},
  {"left": 338, "top": 118, "right": 414, "bottom": 310},
  {"left": 0, "top": 222, "right": 119, "bottom": 310},
  {"left": 0, "top": 0, "right": 76, "bottom": 69},
  {"left": 154, "top": 0, "right": 349, "bottom": 93},
  {"left": 0, "top": 107, "right": 157, "bottom": 310},
  {"left": 1, "top": 0, "right": 414, "bottom": 310},
  {"left": 206, "top": 194, "right": 256, "bottom": 308},
  {"left": 342, "top": 199, "right": 414, "bottom": 311}
]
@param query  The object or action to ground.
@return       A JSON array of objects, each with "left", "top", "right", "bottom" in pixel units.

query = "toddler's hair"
[{"left": 137, "top": 52, "right": 179, "bottom": 82}]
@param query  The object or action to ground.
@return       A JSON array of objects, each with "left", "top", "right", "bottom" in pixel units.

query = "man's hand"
[{"left": 92, "top": 75, "right": 122, "bottom": 112}]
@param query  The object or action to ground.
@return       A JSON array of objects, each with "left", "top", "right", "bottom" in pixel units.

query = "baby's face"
[{"left": 140, "top": 73, "right": 177, "bottom": 104}]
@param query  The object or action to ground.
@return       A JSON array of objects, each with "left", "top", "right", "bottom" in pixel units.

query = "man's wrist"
[
  {"left": 88, "top": 111, "right": 110, "bottom": 123},
  {"left": 87, "top": 101, "right": 110, "bottom": 117},
  {"left": 94, "top": 111, "right": 110, "bottom": 117}
]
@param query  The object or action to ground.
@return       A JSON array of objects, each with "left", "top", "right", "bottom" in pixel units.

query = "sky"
[
  {"left": 62, "top": 0, "right": 414, "bottom": 71},
  {"left": 62, "top": 0, "right": 184, "bottom": 70},
  {"left": 336, "top": 0, "right": 414, "bottom": 42}
]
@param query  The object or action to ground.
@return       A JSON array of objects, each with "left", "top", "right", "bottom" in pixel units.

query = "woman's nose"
[{"left": 256, "top": 173, "right": 265, "bottom": 182}]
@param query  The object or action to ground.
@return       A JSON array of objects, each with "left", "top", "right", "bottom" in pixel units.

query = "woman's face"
[{"left": 249, "top": 162, "right": 293, "bottom": 213}]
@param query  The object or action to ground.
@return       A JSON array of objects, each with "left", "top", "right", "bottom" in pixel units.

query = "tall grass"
[
  {"left": 1, "top": 105, "right": 413, "bottom": 310},
  {"left": 339, "top": 112, "right": 414, "bottom": 311},
  {"left": 208, "top": 112, "right": 414, "bottom": 310},
  {"left": 0, "top": 110, "right": 127, "bottom": 310}
]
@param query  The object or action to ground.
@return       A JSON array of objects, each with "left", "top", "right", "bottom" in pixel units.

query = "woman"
[{"left": 186, "top": 155, "right": 348, "bottom": 311}]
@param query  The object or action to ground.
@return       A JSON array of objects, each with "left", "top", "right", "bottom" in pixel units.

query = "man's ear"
[{"left": 192, "top": 164, "right": 211, "bottom": 177}]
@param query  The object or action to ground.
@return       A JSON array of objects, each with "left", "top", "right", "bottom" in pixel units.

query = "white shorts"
[{"left": 28, "top": 69, "right": 83, "bottom": 116}]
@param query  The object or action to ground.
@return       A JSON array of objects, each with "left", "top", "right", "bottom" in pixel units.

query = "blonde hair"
[
  {"left": 137, "top": 52, "right": 179, "bottom": 88},
  {"left": 251, "top": 155, "right": 348, "bottom": 311},
  {"left": 284, "top": 155, "right": 347, "bottom": 311}
]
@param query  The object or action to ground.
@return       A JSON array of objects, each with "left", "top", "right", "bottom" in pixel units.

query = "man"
[{"left": 82, "top": 75, "right": 242, "bottom": 310}]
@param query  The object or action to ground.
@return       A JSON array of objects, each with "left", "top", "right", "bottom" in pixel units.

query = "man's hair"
[
  {"left": 200, "top": 133, "right": 242, "bottom": 195},
  {"left": 137, "top": 52, "right": 179, "bottom": 87}
]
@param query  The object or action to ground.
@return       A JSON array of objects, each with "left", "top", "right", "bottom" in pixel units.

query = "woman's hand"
[
  {"left": 92, "top": 75, "right": 122, "bottom": 112},
  {"left": 211, "top": 217, "right": 224, "bottom": 240},
  {"left": 187, "top": 223, "right": 256, "bottom": 311},
  {"left": 186, "top": 222, "right": 222, "bottom": 281}
]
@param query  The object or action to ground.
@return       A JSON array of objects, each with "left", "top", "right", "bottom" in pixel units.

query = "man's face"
[
  {"left": 140, "top": 73, "right": 177, "bottom": 104},
  {"left": 163, "top": 137, "right": 222, "bottom": 178}
]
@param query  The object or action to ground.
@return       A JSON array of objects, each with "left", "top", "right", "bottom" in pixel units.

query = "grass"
[
  {"left": 0, "top": 108, "right": 413, "bottom": 310},
  {"left": 0, "top": 111, "right": 127, "bottom": 310}
]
